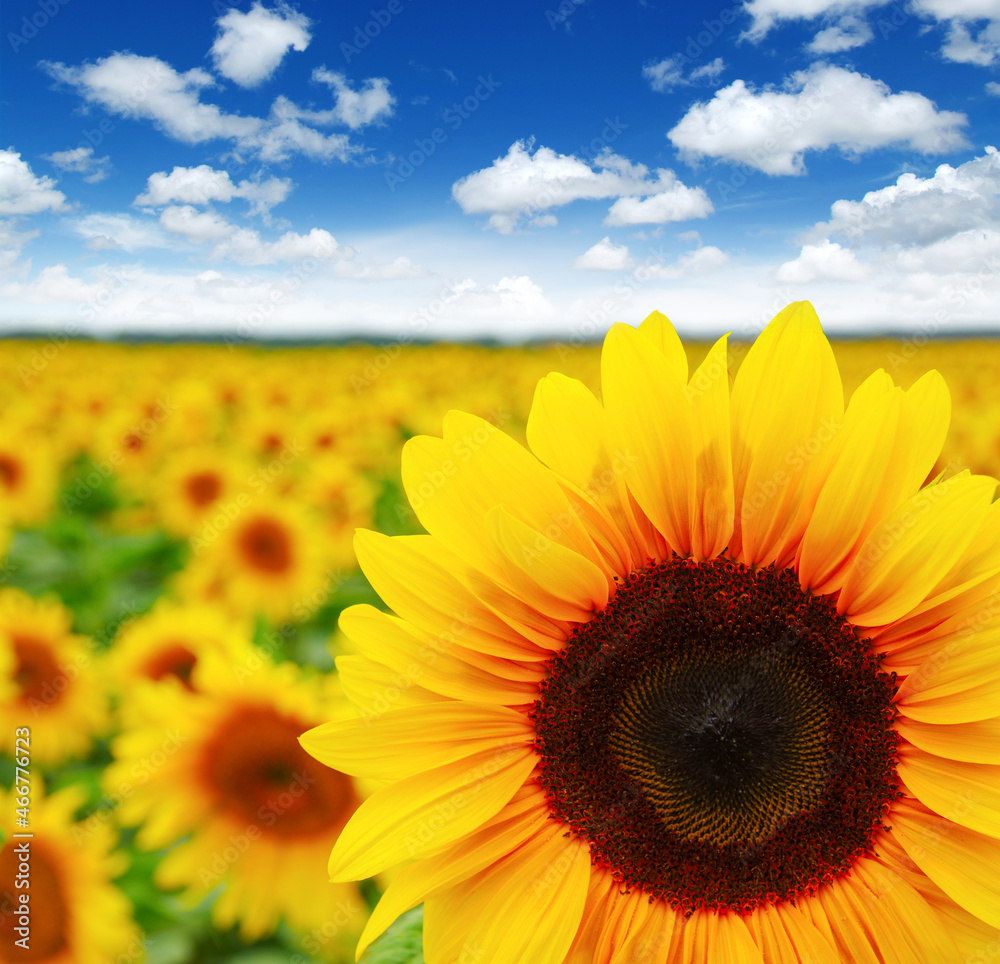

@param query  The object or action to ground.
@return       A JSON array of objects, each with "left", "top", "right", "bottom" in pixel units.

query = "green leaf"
[{"left": 360, "top": 906, "right": 425, "bottom": 964}]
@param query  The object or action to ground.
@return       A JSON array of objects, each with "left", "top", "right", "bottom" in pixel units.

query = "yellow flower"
[
  {"left": 0, "top": 422, "right": 57, "bottom": 527},
  {"left": 0, "top": 589, "right": 107, "bottom": 766},
  {"left": 302, "top": 303, "right": 1000, "bottom": 963},
  {"left": 152, "top": 445, "right": 251, "bottom": 538},
  {"left": 105, "top": 653, "right": 367, "bottom": 944},
  {"left": 180, "top": 496, "right": 329, "bottom": 624},
  {"left": 104, "top": 598, "right": 255, "bottom": 706},
  {"left": 0, "top": 779, "right": 142, "bottom": 964}
]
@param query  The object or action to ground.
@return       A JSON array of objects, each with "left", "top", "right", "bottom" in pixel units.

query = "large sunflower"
[
  {"left": 302, "top": 302, "right": 1000, "bottom": 964},
  {"left": 105, "top": 651, "right": 367, "bottom": 944}
]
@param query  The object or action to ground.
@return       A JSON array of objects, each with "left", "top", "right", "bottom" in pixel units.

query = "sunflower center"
[
  {"left": 143, "top": 642, "right": 198, "bottom": 689},
  {"left": 184, "top": 472, "right": 222, "bottom": 507},
  {"left": 12, "top": 636, "right": 66, "bottom": 706},
  {"left": 199, "top": 705, "right": 356, "bottom": 838},
  {"left": 236, "top": 517, "right": 294, "bottom": 574},
  {"left": 0, "top": 841, "right": 69, "bottom": 961},
  {"left": 0, "top": 455, "right": 22, "bottom": 491},
  {"left": 532, "top": 557, "right": 900, "bottom": 914}
]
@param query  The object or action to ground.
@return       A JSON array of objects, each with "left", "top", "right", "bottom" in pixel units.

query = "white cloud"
[
  {"left": 72, "top": 213, "right": 169, "bottom": 251},
  {"left": 42, "top": 146, "right": 111, "bottom": 183},
  {"left": 987, "top": 81, "right": 1000, "bottom": 95},
  {"left": 329, "top": 256, "right": 426, "bottom": 280},
  {"left": 44, "top": 53, "right": 378, "bottom": 163},
  {"left": 134, "top": 165, "right": 292, "bottom": 213},
  {"left": 808, "top": 14, "right": 873, "bottom": 50},
  {"left": 159, "top": 205, "right": 236, "bottom": 243},
  {"left": 742, "top": 0, "right": 884, "bottom": 41},
  {"left": 777, "top": 239, "right": 869, "bottom": 282},
  {"left": 0, "top": 220, "right": 37, "bottom": 275},
  {"left": 312, "top": 69, "right": 395, "bottom": 129},
  {"left": 939, "top": 18, "right": 1000, "bottom": 64},
  {"left": 643, "top": 56, "right": 725, "bottom": 92},
  {"left": 574, "top": 237, "right": 633, "bottom": 271},
  {"left": 44, "top": 53, "right": 260, "bottom": 144},
  {"left": 605, "top": 175, "right": 714, "bottom": 226},
  {"left": 648, "top": 245, "right": 730, "bottom": 279},
  {"left": 668, "top": 64, "right": 968, "bottom": 175},
  {"left": 246, "top": 96, "right": 358, "bottom": 162},
  {"left": 211, "top": 2, "right": 311, "bottom": 88},
  {"left": 0, "top": 149, "right": 67, "bottom": 215},
  {"left": 806, "top": 146, "right": 1000, "bottom": 246},
  {"left": 744, "top": 0, "right": 1000, "bottom": 64},
  {"left": 452, "top": 140, "right": 712, "bottom": 233}
]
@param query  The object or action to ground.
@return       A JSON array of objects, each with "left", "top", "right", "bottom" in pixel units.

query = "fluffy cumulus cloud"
[
  {"left": 776, "top": 239, "right": 869, "bottom": 282},
  {"left": 452, "top": 141, "right": 713, "bottom": 233},
  {"left": 312, "top": 69, "right": 395, "bottom": 129},
  {"left": 44, "top": 54, "right": 260, "bottom": 144},
  {"left": 779, "top": 146, "right": 1000, "bottom": 300},
  {"left": 574, "top": 237, "right": 633, "bottom": 271},
  {"left": 42, "top": 146, "right": 111, "bottom": 183},
  {"left": 134, "top": 165, "right": 292, "bottom": 213},
  {"left": 808, "top": 14, "right": 873, "bottom": 51},
  {"left": 806, "top": 146, "right": 1000, "bottom": 246},
  {"left": 743, "top": 0, "right": 1000, "bottom": 63},
  {"left": 668, "top": 64, "right": 968, "bottom": 175},
  {"left": 43, "top": 53, "right": 387, "bottom": 163},
  {"left": 72, "top": 213, "right": 171, "bottom": 251},
  {"left": 0, "top": 149, "right": 67, "bottom": 215},
  {"left": 643, "top": 56, "right": 725, "bottom": 92},
  {"left": 648, "top": 245, "right": 730, "bottom": 279},
  {"left": 211, "top": 2, "right": 311, "bottom": 87},
  {"left": 742, "top": 0, "right": 885, "bottom": 41}
]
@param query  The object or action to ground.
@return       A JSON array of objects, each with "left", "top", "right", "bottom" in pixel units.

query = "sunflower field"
[{"left": 2, "top": 319, "right": 1000, "bottom": 964}]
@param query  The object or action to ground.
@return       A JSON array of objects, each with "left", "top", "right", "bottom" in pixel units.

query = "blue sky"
[{"left": 1, "top": 0, "right": 998, "bottom": 339}]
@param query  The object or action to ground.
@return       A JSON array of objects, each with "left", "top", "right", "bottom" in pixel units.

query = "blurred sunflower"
[
  {"left": 0, "top": 779, "right": 142, "bottom": 964},
  {"left": 105, "top": 599, "right": 254, "bottom": 699},
  {"left": 302, "top": 303, "right": 1000, "bottom": 963},
  {"left": 153, "top": 446, "right": 249, "bottom": 539},
  {"left": 0, "top": 425, "right": 57, "bottom": 527},
  {"left": 0, "top": 589, "right": 107, "bottom": 766},
  {"left": 105, "top": 653, "right": 367, "bottom": 945},
  {"left": 300, "top": 456, "right": 376, "bottom": 573},
  {"left": 180, "top": 497, "right": 329, "bottom": 624}
]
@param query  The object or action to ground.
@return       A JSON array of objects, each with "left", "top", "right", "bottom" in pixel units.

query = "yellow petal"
[
  {"left": 894, "top": 627, "right": 1000, "bottom": 723},
  {"left": 356, "top": 784, "right": 551, "bottom": 957},
  {"left": 687, "top": 334, "right": 735, "bottom": 559},
  {"left": 730, "top": 301, "right": 844, "bottom": 567},
  {"left": 897, "top": 747, "right": 1000, "bottom": 838},
  {"left": 680, "top": 909, "right": 763, "bottom": 964},
  {"left": 354, "top": 530, "right": 553, "bottom": 660},
  {"left": 487, "top": 505, "right": 608, "bottom": 621},
  {"left": 338, "top": 604, "right": 541, "bottom": 704},
  {"left": 892, "top": 802, "right": 1000, "bottom": 928},
  {"left": 797, "top": 372, "right": 901, "bottom": 592},
  {"left": 401, "top": 411, "right": 606, "bottom": 583},
  {"left": 638, "top": 308, "right": 688, "bottom": 383},
  {"left": 601, "top": 321, "right": 696, "bottom": 555},
  {"left": 327, "top": 743, "right": 536, "bottom": 881},
  {"left": 423, "top": 824, "right": 591, "bottom": 964},
  {"left": 335, "top": 654, "right": 443, "bottom": 715},
  {"left": 526, "top": 372, "right": 652, "bottom": 570},
  {"left": 895, "top": 716, "right": 1000, "bottom": 764},
  {"left": 838, "top": 473, "right": 996, "bottom": 627},
  {"left": 300, "top": 702, "right": 533, "bottom": 781}
]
